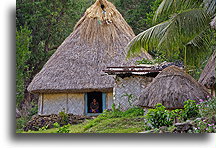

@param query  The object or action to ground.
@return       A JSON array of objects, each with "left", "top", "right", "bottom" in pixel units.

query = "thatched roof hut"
[
  {"left": 198, "top": 50, "right": 215, "bottom": 96},
  {"left": 137, "top": 66, "right": 210, "bottom": 109},
  {"left": 27, "top": 0, "right": 152, "bottom": 115},
  {"left": 27, "top": 0, "right": 152, "bottom": 94}
]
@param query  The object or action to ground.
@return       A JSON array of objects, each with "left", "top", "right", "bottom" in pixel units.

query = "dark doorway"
[{"left": 87, "top": 92, "right": 103, "bottom": 113}]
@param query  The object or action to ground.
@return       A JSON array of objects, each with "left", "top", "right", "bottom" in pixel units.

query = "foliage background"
[
  {"left": 16, "top": 0, "right": 214, "bottom": 128},
  {"left": 16, "top": 0, "right": 160, "bottom": 113}
]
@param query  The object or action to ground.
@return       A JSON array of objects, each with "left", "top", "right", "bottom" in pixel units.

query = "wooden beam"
[{"left": 103, "top": 70, "right": 160, "bottom": 73}]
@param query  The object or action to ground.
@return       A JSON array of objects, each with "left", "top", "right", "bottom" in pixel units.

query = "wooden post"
[
  {"left": 102, "top": 93, "right": 106, "bottom": 112},
  {"left": 41, "top": 93, "right": 44, "bottom": 115}
]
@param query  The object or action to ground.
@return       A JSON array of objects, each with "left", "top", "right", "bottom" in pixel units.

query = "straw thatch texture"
[
  {"left": 198, "top": 50, "right": 215, "bottom": 89},
  {"left": 27, "top": 0, "right": 152, "bottom": 93},
  {"left": 137, "top": 66, "right": 210, "bottom": 109},
  {"left": 210, "top": 16, "right": 216, "bottom": 29}
]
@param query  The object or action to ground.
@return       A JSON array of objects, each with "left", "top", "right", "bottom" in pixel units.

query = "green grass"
[
  {"left": 18, "top": 116, "right": 146, "bottom": 133},
  {"left": 18, "top": 107, "right": 146, "bottom": 133}
]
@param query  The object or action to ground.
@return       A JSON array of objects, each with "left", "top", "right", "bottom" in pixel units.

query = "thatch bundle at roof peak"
[
  {"left": 28, "top": 0, "right": 152, "bottom": 93},
  {"left": 199, "top": 50, "right": 215, "bottom": 89},
  {"left": 74, "top": 0, "right": 135, "bottom": 45},
  {"left": 137, "top": 66, "right": 210, "bottom": 109}
]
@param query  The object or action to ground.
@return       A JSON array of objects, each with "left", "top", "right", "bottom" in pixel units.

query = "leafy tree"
[
  {"left": 113, "top": 0, "right": 154, "bottom": 35},
  {"left": 127, "top": 0, "right": 215, "bottom": 78},
  {"left": 16, "top": 0, "right": 91, "bottom": 108},
  {"left": 16, "top": 26, "right": 32, "bottom": 107},
  {"left": 145, "top": 0, "right": 165, "bottom": 27},
  {"left": 16, "top": 0, "right": 91, "bottom": 76}
]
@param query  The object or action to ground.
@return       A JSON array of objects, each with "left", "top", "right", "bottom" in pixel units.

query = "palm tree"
[{"left": 127, "top": 0, "right": 215, "bottom": 69}]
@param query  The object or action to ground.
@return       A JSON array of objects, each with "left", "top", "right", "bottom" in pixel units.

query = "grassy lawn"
[{"left": 18, "top": 116, "right": 146, "bottom": 133}]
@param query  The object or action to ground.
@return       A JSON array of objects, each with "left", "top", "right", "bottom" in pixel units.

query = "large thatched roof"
[
  {"left": 137, "top": 66, "right": 210, "bottom": 109},
  {"left": 198, "top": 50, "right": 216, "bottom": 89},
  {"left": 28, "top": 0, "right": 152, "bottom": 93}
]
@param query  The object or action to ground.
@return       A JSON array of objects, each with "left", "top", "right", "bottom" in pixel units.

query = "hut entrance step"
[{"left": 85, "top": 92, "right": 106, "bottom": 116}]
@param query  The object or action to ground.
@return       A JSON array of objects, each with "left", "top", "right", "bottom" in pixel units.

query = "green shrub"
[
  {"left": 16, "top": 117, "right": 28, "bottom": 130},
  {"left": 53, "top": 122, "right": 60, "bottom": 128},
  {"left": 59, "top": 111, "right": 68, "bottom": 125},
  {"left": 145, "top": 104, "right": 174, "bottom": 128},
  {"left": 29, "top": 104, "right": 38, "bottom": 117},
  {"left": 181, "top": 100, "right": 200, "bottom": 121},
  {"left": 192, "top": 118, "right": 216, "bottom": 133},
  {"left": 39, "top": 125, "right": 49, "bottom": 131},
  {"left": 57, "top": 124, "right": 70, "bottom": 133},
  {"left": 198, "top": 97, "right": 216, "bottom": 118}
]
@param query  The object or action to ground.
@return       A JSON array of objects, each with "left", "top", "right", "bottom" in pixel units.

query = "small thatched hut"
[
  {"left": 198, "top": 51, "right": 215, "bottom": 96},
  {"left": 137, "top": 66, "right": 210, "bottom": 110},
  {"left": 27, "top": 0, "right": 152, "bottom": 115}
]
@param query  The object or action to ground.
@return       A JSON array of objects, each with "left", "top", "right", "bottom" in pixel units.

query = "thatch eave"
[
  {"left": 137, "top": 66, "right": 211, "bottom": 109},
  {"left": 198, "top": 50, "right": 216, "bottom": 89},
  {"left": 29, "top": 88, "right": 113, "bottom": 94}
]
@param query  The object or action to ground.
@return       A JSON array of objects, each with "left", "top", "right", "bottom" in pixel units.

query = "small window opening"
[{"left": 87, "top": 92, "right": 103, "bottom": 113}]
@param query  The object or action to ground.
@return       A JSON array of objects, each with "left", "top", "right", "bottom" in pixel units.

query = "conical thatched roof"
[
  {"left": 28, "top": 0, "right": 152, "bottom": 93},
  {"left": 137, "top": 66, "right": 210, "bottom": 109},
  {"left": 211, "top": 16, "right": 216, "bottom": 30},
  {"left": 198, "top": 50, "right": 216, "bottom": 89}
]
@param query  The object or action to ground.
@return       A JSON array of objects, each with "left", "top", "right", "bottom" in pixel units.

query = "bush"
[
  {"left": 58, "top": 111, "right": 68, "bottom": 125},
  {"left": 145, "top": 104, "right": 174, "bottom": 128},
  {"left": 181, "top": 100, "right": 200, "bottom": 121},
  {"left": 39, "top": 125, "right": 49, "bottom": 131},
  {"left": 57, "top": 124, "right": 70, "bottom": 133},
  {"left": 29, "top": 104, "right": 38, "bottom": 117},
  {"left": 198, "top": 97, "right": 216, "bottom": 118},
  {"left": 192, "top": 118, "right": 216, "bottom": 133},
  {"left": 53, "top": 122, "right": 60, "bottom": 128},
  {"left": 16, "top": 117, "right": 28, "bottom": 130}
]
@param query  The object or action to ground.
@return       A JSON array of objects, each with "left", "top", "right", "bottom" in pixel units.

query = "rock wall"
[{"left": 24, "top": 114, "right": 93, "bottom": 131}]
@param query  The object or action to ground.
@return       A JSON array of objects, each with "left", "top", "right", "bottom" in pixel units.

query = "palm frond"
[
  {"left": 153, "top": 0, "right": 202, "bottom": 23},
  {"left": 127, "top": 8, "right": 211, "bottom": 58},
  {"left": 126, "top": 21, "right": 169, "bottom": 58},
  {"left": 158, "top": 8, "right": 211, "bottom": 49}
]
